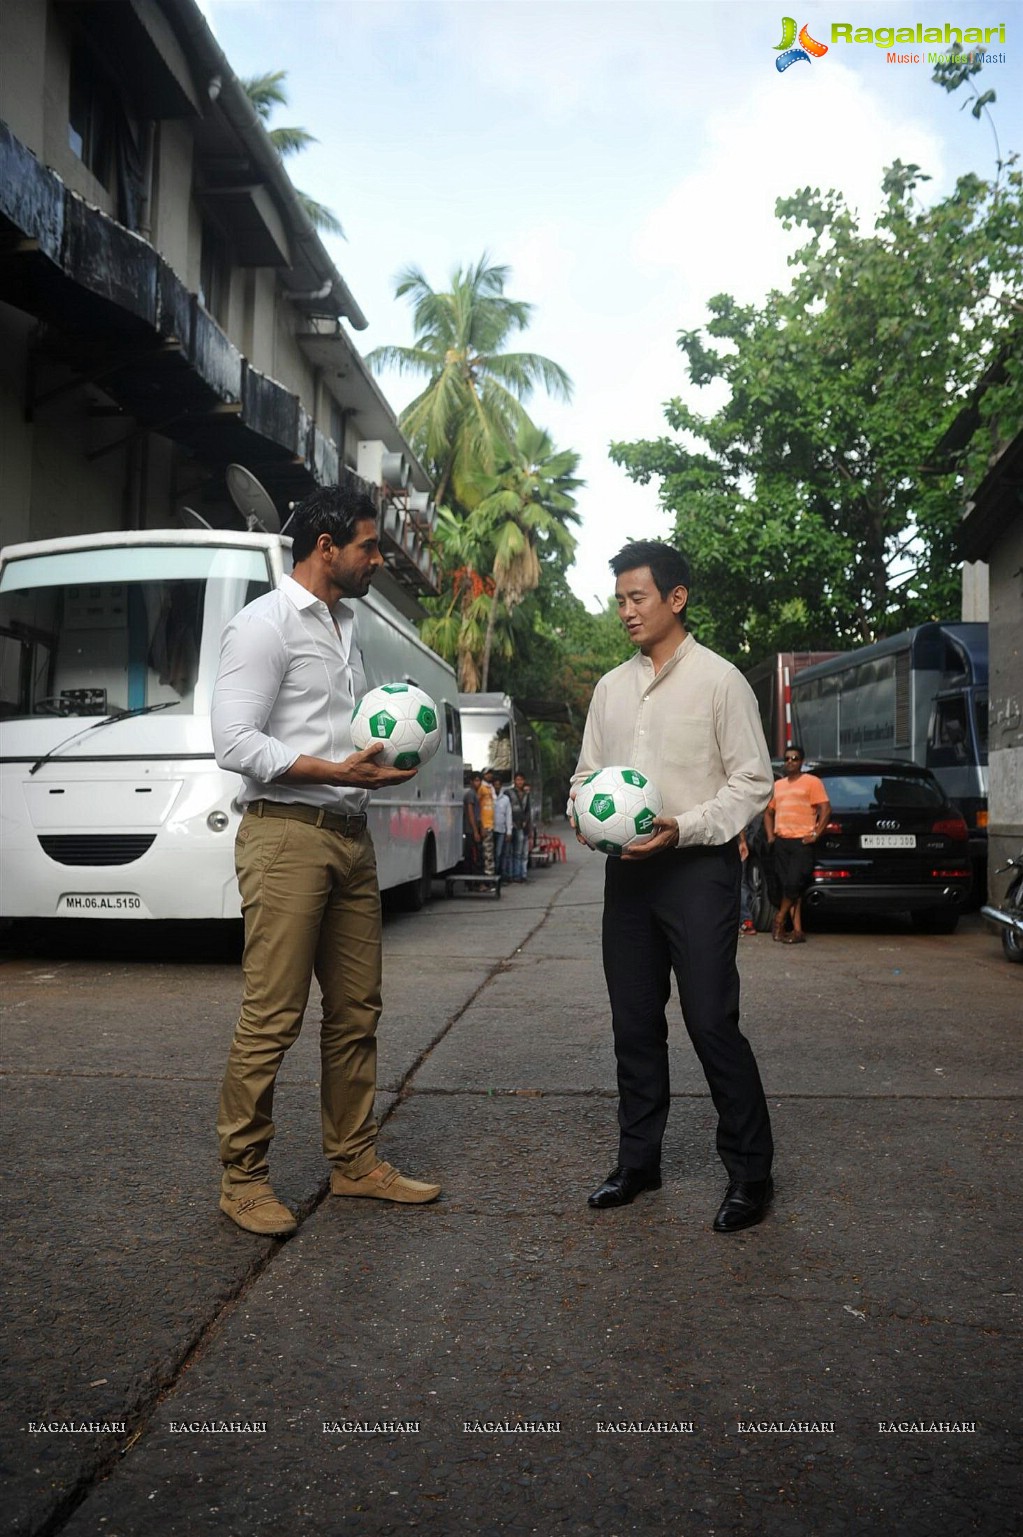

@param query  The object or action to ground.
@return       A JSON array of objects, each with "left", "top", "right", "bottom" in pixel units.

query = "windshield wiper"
[{"left": 29, "top": 702, "right": 180, "bottom": 776}]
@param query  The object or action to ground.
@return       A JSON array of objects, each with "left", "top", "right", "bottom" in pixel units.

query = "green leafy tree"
[
  {"left": 240, "top": 70, "right": 344, "bottom": 237},
  {"left": 466, "top": 422, "right": 582, "bottom": 689},
  {"left": 488, "top": 575, "right": 632, "bottom": 812},
  {"left": 611, "top": 157, "right": 1023, "bottom": 666},
  {"left": 421, "top": 424, "right": 581, "bottom": 691},
  {"left": 419, "top": 508, "right": 509, "bottom": 693},
  {"left": 365, "top": 256, "right": 572, "bottom": 508}
]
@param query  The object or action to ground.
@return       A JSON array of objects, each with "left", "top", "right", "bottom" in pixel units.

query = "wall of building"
[
  {"left": 1, "top": 0, "right": 422, "bottom": 563},
  {"left": 0, "top": 0, "right": 47, "bottom": 156},
  {"left": 961, "top": 560, "right": 990, "bottom": 622},
  {"left": 150, "top": 118, "right": 196, "bottom": 283},
  {"left": 986, "top": 515, "right": 1023, "bottom": 899},
  {"left": 0, "top": 306, "right": 36, "bottom": 547}
]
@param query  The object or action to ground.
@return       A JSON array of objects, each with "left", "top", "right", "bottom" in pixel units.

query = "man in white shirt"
[
  {"left": 570, "top": 540, "right": 775, "bottom": 1231},
  {"left": 211, "top": 486, "right": 441, "bottom": 1235},
  {"left": 492, "top": 773, "right": 513, "bottom": 879}
]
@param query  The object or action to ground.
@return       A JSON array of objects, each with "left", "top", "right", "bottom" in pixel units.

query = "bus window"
[
  {"left": 444, "top": 702, "right": 462, "bottom": 755},
  {"left": 0, "top": 545, "right": 272, "bottom": 718},
  {"left": 928, "top": 697, "right": 970, "bottom": 764}
]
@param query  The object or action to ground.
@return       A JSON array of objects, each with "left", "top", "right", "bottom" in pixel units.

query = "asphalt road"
[{"left": 1, "top": 842, "right": 1019, "bottom": 1537}]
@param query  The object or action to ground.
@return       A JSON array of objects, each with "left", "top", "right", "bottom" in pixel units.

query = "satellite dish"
[
  {"left": 226, "top": 464, "right": 281, "bottom": 535},
  {"left": 180, "top": 506, "right": 213, "bottom": 531}
]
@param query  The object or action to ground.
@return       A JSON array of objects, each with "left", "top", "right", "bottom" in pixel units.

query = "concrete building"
[
  {"left": 0, "top": 0, "right": 435, "bottom": 609},
  {"left": 958, "top": 427, "right": 1023, "bottom": 904}
]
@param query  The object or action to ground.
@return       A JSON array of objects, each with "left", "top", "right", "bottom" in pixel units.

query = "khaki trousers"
[{"left": 217, "top": 811, "right": 382, "bottom": 1192}]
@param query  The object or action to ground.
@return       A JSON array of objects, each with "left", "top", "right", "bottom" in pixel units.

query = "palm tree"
[
  {"left": 240, "top": 70, "right": 344, "bottom": 237},
  {"left": 365, "top": 256, "right": 572, "bottom": 508},
  {"left": 420, "top": 509, "right": 509, "bottom": 691},
  {"left": 469, "top": 422, "right": 583, "bottom": 690}
]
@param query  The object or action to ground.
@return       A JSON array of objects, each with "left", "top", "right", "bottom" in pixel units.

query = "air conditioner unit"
[
  {"left": 381, "top": 451, "right": 410, "bottom": 490},
  {"left": 408, "top": 490, "right": 437, "bottom": 530},
  {"left": 356, "top": 439, "right": 386, "bottom": 486}
]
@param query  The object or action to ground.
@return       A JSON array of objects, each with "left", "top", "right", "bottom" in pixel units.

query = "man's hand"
[
  {"left": 621, "top": 815, "right": 680, "bottom": 861},
  {"left": 275, "top": 742, "right": 417, "bottom": 792},
  {"left": 567, "top": 787, "right": 591, "bottom": 849},
  {"left": 334, "top": 742, "right": 418, "bottom": 789}
]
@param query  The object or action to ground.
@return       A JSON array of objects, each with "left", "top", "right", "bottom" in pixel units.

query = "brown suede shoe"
[
  {"left": 219, "top": 1182, "right": 297, "bottom": 1236},
  {"left": 330, "top": 1161, "right": 440, "bottom": 1204}
]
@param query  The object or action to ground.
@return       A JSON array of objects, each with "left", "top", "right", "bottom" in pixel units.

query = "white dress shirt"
[
  {"left": 572, "top": 633, "right": 773, "bottom": 846},
  {"left": 211, "top": 574, "right": 369, "bottom": 812},
  {"left": 493, "top": 789, "right": 513, "bottom": 837}
]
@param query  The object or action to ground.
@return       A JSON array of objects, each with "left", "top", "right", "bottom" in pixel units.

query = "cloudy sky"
[{"left": 197, "top": 0, "right": 1020, "bottom": 607}]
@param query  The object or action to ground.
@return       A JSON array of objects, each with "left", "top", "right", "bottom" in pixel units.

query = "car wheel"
[
  {"left": 910, "top": 909, "right": 959, "bottom": 935},
  {"left": 749, "top": 855, "right": 778, "bottom": 933}
]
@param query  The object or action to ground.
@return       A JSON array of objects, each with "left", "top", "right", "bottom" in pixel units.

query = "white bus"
[
  {"left": 458, "top": 692, "right": 544, "bottom": 810},
  {"left": 0, "top": 529, "right": 463, "bottom": 921}
]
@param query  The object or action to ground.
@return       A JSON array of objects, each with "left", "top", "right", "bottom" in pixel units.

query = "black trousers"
[{"left": 602, "top": 842, "right": 773, "bottom": 1181}]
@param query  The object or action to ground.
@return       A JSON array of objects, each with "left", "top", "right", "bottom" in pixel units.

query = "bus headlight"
[{"left": 207, "top": 811, "right": 230, "bottom": 833}]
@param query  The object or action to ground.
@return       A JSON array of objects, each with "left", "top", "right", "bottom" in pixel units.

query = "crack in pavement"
[{"left": 30, "top": 862, "right": 583, "bottom": 1537}]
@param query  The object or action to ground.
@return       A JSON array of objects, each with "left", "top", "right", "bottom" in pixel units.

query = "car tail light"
[
  {"left": 931, "top": 816, "right": 968, "bottom": 842},
  {"left": 930, "top": 867, "right": 971, "bottom": 879},
  {"left": 824, "top": 820, "right": 843, "bottom": 834},
  {"left": 814, "top": 867, "right": 852, "bottom": 880},
  {"left": 976, "top": 809, "right": 989, "bottom": 829}
]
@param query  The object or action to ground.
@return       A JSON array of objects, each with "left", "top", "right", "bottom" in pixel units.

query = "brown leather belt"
[{"left": 248, "top": 800, "right": 368, "bottom": 836}]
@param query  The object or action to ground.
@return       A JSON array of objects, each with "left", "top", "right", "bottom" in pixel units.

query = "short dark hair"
[
  {"left": 288, "top": 485, "right": 378, "bottom": 562},
  {"left": 610, "top": 540, "right": 691, "bottom": 621},
  {"left": 784, "top": 744, "right": 805, "bottom": 761}
]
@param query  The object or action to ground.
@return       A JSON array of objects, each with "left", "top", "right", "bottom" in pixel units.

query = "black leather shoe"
[
  {"left": 712, "top": 1176, "right": 774, "bottom": 1232},
  {"left": 588, "top": 1165, "right": 662, "bottom": 1209}
]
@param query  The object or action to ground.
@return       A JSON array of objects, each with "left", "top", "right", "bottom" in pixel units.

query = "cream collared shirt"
[
  {"left": 211, "top": 574, "right": 369, "bottom": 812},
  {"left": 571, "top": 633, "right": 773, "bottom": 847}
]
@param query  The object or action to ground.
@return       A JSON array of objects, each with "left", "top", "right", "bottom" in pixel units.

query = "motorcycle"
[{"left": 981, "top": 851, "right": 1023, "bottom": 964}]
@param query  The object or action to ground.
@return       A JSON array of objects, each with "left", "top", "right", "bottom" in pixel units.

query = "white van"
[{"left": 0, "top": 529, "right": 462, "bottom": 920}]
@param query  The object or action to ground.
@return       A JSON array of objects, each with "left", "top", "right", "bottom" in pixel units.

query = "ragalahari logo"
[{"left": 775, "top": 17, "right": 829, "bottom": 70}]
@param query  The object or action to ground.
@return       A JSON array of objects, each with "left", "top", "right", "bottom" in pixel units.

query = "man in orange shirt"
[{"left": 764, "top": 746, "right": 831, "bottom": 944}]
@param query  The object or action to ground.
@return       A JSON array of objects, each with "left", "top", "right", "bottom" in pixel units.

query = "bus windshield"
[
  {"left": 462, "top": 710, "right": 514, "bottom": 774},
  {"left": 0, "top": 545, "right": 272, "bottom": 720}
]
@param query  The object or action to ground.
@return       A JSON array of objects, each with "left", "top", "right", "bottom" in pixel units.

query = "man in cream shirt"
[{"left": 571, "top": 540, "right": 775, "bottom": 1230}]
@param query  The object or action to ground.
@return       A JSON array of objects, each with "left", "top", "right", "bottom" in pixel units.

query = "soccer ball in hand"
[
  {"left": 351, "top": 683, "right": 441, "bottom": 769},
  {"left": 573, "top": 766, "right": 663, "bottom": 855}
]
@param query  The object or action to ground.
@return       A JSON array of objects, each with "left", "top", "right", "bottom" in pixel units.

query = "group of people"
[
  {"left": 461, "top": 766, "right": 533, "bottom": 884},
  {"left": 209, "top": 485, "right": 781, "bottom": 1241}
]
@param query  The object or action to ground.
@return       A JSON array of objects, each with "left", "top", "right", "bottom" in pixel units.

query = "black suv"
[{"left": 749, "top": 760, "right": 972, "bottom": 935}]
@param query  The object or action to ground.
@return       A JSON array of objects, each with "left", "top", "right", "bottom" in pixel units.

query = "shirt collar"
[
  {"left": 635, "top": 631, "right": 694, "bottom": 675},
  {"left": 280, "top": 573, "right": 353, "bottom": 624}
]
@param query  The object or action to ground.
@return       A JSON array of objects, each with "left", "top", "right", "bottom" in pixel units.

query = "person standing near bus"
[
  {"left": 462, "top": 768, "right": 482, "bottom": 874},
  {"left": 492, "top": 773, "right": 513, "bottom": 878},
  {"left": 509, "top": 771, "right": 533, "bottom": 883},
  {"left": 211, "top": 485, "right": 442, "bottom": 1236},
  {"left": 763, "top": 745, "right": 831, "bottom": 944},
  {"left": 476, "top": 769, "right": 496, "bottom": 877}
]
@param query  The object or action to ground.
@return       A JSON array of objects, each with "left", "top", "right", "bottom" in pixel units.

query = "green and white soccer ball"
[
  {"left": 574, "top": 766, "right": 663, "bottom": 855},
  {"left": 351, "top": 682, "right": 441, "bottom": 769}
]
